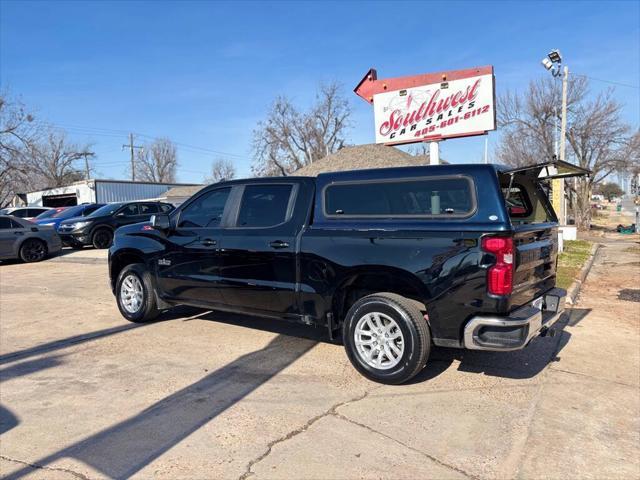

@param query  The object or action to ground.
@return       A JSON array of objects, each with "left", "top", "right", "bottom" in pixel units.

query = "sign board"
[{"left": 373, "top": 71, "right": 495, "bottom": 145}]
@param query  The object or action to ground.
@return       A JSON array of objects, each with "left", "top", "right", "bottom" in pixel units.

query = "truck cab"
[{"left": 108, "top": 160, "right": 588, "bottom": 384}]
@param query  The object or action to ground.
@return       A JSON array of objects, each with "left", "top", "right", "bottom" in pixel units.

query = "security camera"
[{"left": 541, "top": 57, "right": 554, "bottom": 70}]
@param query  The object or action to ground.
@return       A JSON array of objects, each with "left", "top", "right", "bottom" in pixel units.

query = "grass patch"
[
  {"left": 556, "top": 240, "right": 593, "bottom": 289},
  {"left": 625, "top": 244, "right": 640, "bottom": 254}
]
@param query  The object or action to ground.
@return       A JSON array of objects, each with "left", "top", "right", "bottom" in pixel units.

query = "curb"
[
  {"left": 566, "top": 243, "right": 601, "bottom": 305},
  {"left": 47, "top": 256, "right": 107, "bottom": 265}
]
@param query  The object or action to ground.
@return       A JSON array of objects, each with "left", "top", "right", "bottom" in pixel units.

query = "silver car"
[{"left": 0, "top": 215, "right": 62, "bottom": 263}]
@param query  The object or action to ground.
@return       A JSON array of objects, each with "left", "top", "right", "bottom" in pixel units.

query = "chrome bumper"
[{"left": 464, "top": 288, "right": 567, "bottom": 351}]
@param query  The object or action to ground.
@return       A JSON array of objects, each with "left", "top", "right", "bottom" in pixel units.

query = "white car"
[{"left": 0, "top": 207, "right": 52, "bottom": 221}]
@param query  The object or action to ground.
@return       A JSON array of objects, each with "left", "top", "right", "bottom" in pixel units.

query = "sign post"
[{"left": 354, "top": 66, "right": 496, "bottom": 158}]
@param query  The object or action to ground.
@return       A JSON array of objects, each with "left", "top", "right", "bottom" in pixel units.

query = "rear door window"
[
  {"left": 0, "top": 218, "right": 14, "bottom": 229},
  {"left": 324, "top": 177, "right": 475, "bottom": 217},
  {"left": 236, "top": 184, "right": 293, "bottom": 227},
  {"left": 118, "top": 204, "right": 139, "bottom": 217},
  {"left": 140, "top": 203, "right": 159, "bottom": 215},
  {"left": 12, "top": 209, "right": 29, "bottom": 218}
]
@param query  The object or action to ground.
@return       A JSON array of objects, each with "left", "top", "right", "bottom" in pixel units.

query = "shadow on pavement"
[
  {"left": 0, "top": 354, "right": 65, "bottom": 381},
  {"left": 0, "top": 306, "right": 212, "bottom": 367},
  {"left": 187, "top": 309, "right": 336, "bottom": 344},
  {"left": 3, "top": 334, "right": 317, "bottom": 480},
  {"left": 410, "top": 314, "right": 575, "bottom": 383},
  {"left": 0, "top": 405, "right": 19, "bottom": 435}
]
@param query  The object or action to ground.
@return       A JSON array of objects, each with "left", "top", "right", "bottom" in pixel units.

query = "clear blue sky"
[{"left": 1, "top": 0, "right": 638, "bottom": 183}]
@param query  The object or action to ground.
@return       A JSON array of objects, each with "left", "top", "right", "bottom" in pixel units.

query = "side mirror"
[{"left": 151, "top": 214, "right": 171, "bottom": 231}]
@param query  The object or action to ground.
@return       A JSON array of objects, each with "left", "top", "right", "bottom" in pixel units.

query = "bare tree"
[
  {"left": 135, "top": 138, "right": 177, "bottom": 183},
  {"left": 497, "top": 76, "right": 635, "bottom": 228},
  {"left": 251, "top": 82, "right": 351, "bottom": 176},
  {"left": 207, "top": 158, "right": 236, "bottom": 183},
  {"left": 24, "top": 131, "right": 91, "bottom": 188},
  {"left": 0, "top": 93, "right": 39, "bottom": 206}
]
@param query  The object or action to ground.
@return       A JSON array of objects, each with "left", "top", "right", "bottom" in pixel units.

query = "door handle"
[
  {"left": 269, "top": 240, "right": 289, "bottom": 249},
  {"left": 14, "top": 232, "right": 24, "bottom": 236},
  {"left": 200, "top": 238, "right": 217, "bottom": 247}
]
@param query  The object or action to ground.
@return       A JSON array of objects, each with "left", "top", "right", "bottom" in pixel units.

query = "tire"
[
  {"left": 116, "top": 263, "right": 160, "bottom": 323},
  {"left": 92, "top": 228, "right": 113, "bottom": 249},
  {"left": 19, "top": 239, "right": 47, "bottom": 263},
  {"left": 342, "top": 292, "right": 431, "bottom": 384}
]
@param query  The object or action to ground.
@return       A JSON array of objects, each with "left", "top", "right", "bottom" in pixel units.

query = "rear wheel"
[
  {"left": 92, "top": 228, "right": 113, "bottom": 249},
  {"left": 116, "top": 263, "right": 160, "bottom": 323},
  {"left": 19, "top": 239, "right": 47, "bottom": 263},
  {"left": 343, "top": 292, "right": 431, "bottom": 384}
]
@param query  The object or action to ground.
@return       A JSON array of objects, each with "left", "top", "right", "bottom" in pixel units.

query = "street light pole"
[{"left": 559, "top": 66, "right": 569, "bottom": 162}]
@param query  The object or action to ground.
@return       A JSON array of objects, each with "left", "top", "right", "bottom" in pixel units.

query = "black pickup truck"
[{"left": 108, "top": 161, "right": 587, "bottom": 384}]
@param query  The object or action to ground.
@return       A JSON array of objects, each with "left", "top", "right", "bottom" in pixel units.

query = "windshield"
[
  {"left": 87, "top": 203, "right": 124, "bottom": 218},
  {"left": 36, "top": 208, "right": 64, "bottom": 219},
  {"left": 53, "top": 205, "right": 86, "bottom": 219}
]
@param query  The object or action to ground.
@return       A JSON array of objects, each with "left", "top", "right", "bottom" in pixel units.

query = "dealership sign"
[{"left": 368, "top": 69, "right": 496, "bottom": 145}]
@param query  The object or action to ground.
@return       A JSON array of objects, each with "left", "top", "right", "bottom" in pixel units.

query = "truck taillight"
[{"left": 482, "top": 236, "right": 514, "bottom": 295}]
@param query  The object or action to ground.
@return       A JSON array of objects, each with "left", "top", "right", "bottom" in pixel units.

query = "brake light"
[{"left": 482, "top": 236, "right": 514, "bottom": 295}]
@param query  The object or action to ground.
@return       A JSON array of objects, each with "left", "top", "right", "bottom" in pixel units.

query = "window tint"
[
  {"left": 12, "top": 209, "right": 29, "bottom": 218},
  {"left": 119, "top": 204, "right": 139, "bottom": 216},
  {"left": 82, "top": 205, "right": 101, "bottom": 216},
  {"left": 325, "top": 177, "right": 474, "bottom": 217},
  {"left": 28, "top": 209, "right": 47, "bottom": 217},
  {"left": 237, "top": 185, "right": 293, "bottom": 227},
  {"left": 140, "top": 203, "right": 159, "bottom": 215},
  {"left": 178, "top": 188, "right": 230, "bottom": 228},
  {"left": 0, "top": 217, "right": 14, "bottom": 229},
  {"left": 502, "top": 186, "right": 531, "bottom": 217}
]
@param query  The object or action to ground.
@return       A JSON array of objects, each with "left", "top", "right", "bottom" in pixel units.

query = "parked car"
[
  {"left": 108, "top": 161, "right": 588, "bottom": 384},
  {"left": 34, "top": 207, "right": 69, "bottom": 220},
  {"left": 34, "top": 203, "right": 105, "bottom": 233},
  {"left": 0, "top": 215, "right": 62, "bottom": 263},
  {"left": 0, "top": 207, "right": 52, "bottom": 220},
  {"left": 59, "top": 201, "right": 174, "bottom": 249}
]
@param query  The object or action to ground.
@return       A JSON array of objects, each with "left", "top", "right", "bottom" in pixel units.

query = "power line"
[
  {"left": 573, "top": 73, "right": 640, "bottom": 90},
  {"left": 35, "top": 121, "right": 246, "bottom": 158}
]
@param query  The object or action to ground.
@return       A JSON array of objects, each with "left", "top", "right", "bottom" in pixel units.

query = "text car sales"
[{"left": 378, "top": 78, "right": 490, "bottom": 140}]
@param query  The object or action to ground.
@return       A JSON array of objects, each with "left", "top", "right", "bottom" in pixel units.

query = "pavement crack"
[
  {"left": 548, "top": 366, "right": 638, "bottom": 388},
  {"left": 0, "top": 455, "right": 92, "bottom": 480},
  {"left": 238, "top": 388, "right": 378, "bottom": 480},
  {"left": 331, "top": 412, "right": 479, "bottom": 479}
]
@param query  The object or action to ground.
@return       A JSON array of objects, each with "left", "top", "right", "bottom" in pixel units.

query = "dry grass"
[{"left": 557, "top": 240, "right": 593, "bottom": 289}]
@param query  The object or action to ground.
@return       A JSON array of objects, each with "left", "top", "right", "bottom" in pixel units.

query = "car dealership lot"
[{"left": 1, "top": 240, "right": 638, "bottom": 480}]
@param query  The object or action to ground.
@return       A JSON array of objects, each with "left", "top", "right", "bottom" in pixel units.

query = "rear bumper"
[{"left": 464, "top": 288, "right": 566, "bottom": 351}]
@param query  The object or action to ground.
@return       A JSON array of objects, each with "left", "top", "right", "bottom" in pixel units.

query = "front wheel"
[
  {"left": 343, "top": 292, "right": 431, "bottom": 384},
  {"left": 116, "top": 263, "right": 160, "bottom": 323},
  {"left": 92, "top": 228, "right": 113, "bottom": 249}
]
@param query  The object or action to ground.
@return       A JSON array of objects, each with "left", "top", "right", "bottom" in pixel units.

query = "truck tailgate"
[{"left": 511, "top": 224, "right": 558, "bottom": 309}]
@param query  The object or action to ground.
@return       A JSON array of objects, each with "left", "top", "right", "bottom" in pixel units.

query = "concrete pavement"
[{"left": 0, "top": 235, "right": 638, "bottom": 479}]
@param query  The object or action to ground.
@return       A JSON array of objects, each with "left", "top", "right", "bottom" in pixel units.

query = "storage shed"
[{"left": 24, "top": 179, "right": 200, "bottom": 207}]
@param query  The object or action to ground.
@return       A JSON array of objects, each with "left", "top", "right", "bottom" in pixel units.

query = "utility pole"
[
  {"left": 122, "top": 133, "right": 144, "bottom": 181},
  {"left": 80, "top": 151, "right": 95, "bottom": 180},
  {"left": 484, "top": 136, "right": 489, "bottom": 164},
  {"left": 557, "top": 66, "right": 569, "bottom": 225}
]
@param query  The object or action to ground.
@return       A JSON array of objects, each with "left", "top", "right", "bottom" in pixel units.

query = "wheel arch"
[
  {"left": 330, "top": 266, "right": 430, "bottom": 328},
  {"left": 16, "top": 235, "right": 48, "bottom": 258},
  {"left": 109, "top": 248, "right": 148, "bottom": 291}
]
